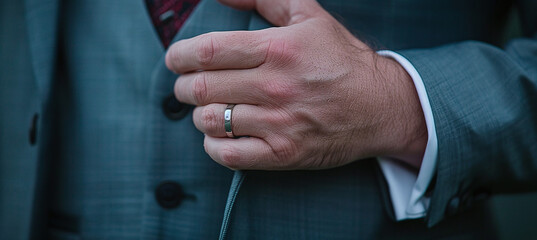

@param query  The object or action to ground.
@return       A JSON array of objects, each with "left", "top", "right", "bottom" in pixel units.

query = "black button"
[
  {"left": 446, "top": 196, "right": 460, "bottom": 216},
  {"left": 29, "top": 113, "right": 38, "bottom": 146},
  {"left": 155, "top": 181, "right": 185, "bottom": 209},
  {"left": 162, "top": 94, "right": 190, "bottom": 120}
]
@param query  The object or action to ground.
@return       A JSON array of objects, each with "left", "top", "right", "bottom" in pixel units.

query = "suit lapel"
[
  {"left": 24, "top": 0, "right": 60, "bottom": 103},
  {"left": 22, "top": 0, "right": 60, "bottom": 239}
]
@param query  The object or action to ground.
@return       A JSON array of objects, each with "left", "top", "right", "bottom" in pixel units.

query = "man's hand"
[{"left": 165, "top": 0, "right": 427, "bottom": 170}]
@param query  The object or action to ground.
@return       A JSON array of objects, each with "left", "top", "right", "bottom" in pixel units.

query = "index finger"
[{"left": 165, "top": 30, "right": 270, "bottom": 73}]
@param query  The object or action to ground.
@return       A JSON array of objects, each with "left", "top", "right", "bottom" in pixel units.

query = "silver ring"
[{"left": 224, "top": 104, "right": 236, "bottom": 138}]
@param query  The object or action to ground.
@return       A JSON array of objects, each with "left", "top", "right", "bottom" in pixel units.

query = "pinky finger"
[{"left": 204, "top": 136, "right": 278, "bottom": 170}]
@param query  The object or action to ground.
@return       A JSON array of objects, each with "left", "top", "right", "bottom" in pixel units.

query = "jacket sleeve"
[{"left": 397, "top": 0, "right": 537, "bottom": 227}]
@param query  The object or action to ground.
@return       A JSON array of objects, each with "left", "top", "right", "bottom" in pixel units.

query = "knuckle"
[
  {"left": 192, "top": 73, "right": 209, "bottom": 104},
  {"left": 265, "top": 109, "right": 286, "bottom": 126},
  {"left": 265, "top": 37, "right": 300, "bottom": 64},
  {"left": 262, "top": 80, "right": 295, "bottom": 100},
  {"left": 200, "top": 106, "right": 220, "bottom": 133},
  {"left": 219, "top": 146, "right": 241, "bottom": 169},
  {"left": 270, "top": 140, "right": 297, "bottom": 168},
  {"left": 196, "top": 34, "right": 216, "bottom": 67},
  {"left": 269, "top": 136, "right": 299, "bottom": 169}
]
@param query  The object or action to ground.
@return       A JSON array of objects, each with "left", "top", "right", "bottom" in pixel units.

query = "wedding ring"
[{"left": 224, "top": 104, "right": 236, "bottom": 138}]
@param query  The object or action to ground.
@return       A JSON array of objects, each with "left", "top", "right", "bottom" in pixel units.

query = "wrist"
[{"left": 377, "top": 56, "right": 427, "bottom": 169}]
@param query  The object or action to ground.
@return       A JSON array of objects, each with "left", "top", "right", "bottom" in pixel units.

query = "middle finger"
[{"left": 174, "top": 69, "right": 266, "bottom": 106}]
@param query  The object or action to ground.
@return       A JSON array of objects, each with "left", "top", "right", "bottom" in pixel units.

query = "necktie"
[{"left": 145, "top": 0, "right": 201, "bottom": 49}]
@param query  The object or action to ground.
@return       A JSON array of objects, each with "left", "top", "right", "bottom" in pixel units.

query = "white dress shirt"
[{"left": 376, "top": 50, "right": 439, "bottom": 220}]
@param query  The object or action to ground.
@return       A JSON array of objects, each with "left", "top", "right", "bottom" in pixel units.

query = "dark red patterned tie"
[{"left": 145, "top": 0, "right": 200, "bottom": 49}]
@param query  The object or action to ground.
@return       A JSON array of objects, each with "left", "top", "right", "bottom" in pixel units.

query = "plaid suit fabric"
[{"left": 1, "top": 0, "right": 537, "bottom": 239}]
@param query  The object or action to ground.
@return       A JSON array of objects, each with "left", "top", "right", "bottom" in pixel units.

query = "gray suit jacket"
[{"left": 1, "top": 0, "right": 536, "bottom": 239}]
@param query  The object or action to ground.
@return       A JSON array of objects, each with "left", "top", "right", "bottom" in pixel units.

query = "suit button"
[
  {"left": 162, "top": 94, "right": 190, "bottom": 120},
  {"left": 29, "top": 113, "right": 38, "bottom": 146},
  {"left": 446, "top": 196, "right": 460, "bottom": 216},
  {"left": 155, "top": 181, "right": 185, "bottom": 209}
]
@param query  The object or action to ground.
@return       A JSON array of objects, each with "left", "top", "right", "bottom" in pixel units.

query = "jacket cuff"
[{"left": 376, "top": 50, "right": 438, "bottom": 221}]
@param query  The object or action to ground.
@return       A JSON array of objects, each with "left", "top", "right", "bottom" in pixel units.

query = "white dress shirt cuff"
[{"left": 376, "top": 50, "right": 439, "bottom": 220}]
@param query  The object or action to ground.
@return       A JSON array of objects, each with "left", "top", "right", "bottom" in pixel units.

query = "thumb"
[{"left": 217, "top": 0, "right": 324, "bottom": 26}]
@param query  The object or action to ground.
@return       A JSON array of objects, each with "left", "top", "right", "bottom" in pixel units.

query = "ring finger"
[{"left": 193, "top": 103, "right": 269, "bottom": 138}]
